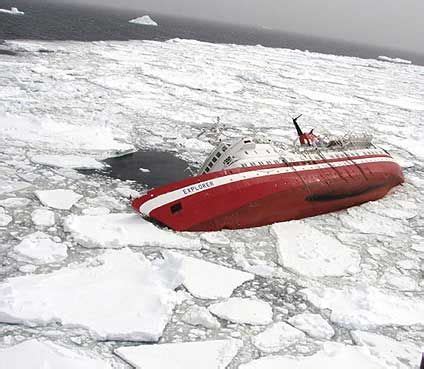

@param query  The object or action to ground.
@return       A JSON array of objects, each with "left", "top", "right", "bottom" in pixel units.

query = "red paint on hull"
[{"left": 132, "top": 157, "right": 404, "bottom": 232}]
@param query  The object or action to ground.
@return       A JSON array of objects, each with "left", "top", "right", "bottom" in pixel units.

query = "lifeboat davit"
[{"left": 132, "top": 116, "right": 404, "bottom": 232}]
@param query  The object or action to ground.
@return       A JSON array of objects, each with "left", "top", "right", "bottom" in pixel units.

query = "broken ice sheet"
[{"left": 35, "top": 189, "right": 82, "bottom": 210}]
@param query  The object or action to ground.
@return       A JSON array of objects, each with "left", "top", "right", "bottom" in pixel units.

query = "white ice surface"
[
  {"left": 0, "top": 207, "right": 12, "bottom": 226},
  {"left": 35, "top": 189, "right": 82, "bottom": 210},
  {"left": 115, "top": 339, "right": 242, "bottom": 369},
  {"left": 129, "top": 15, "right": 158, "bottom": 26},
  {"left": 0, "top": 248, "right": 183, "bottom": 341},
  {"left": 163, "top": 251, "right": 253, "bottom": 299},
  {"left": 252, "top": 322, "right": 305, "bottom": 353},
  {"left": 378, "top": 56, "right": 412, "bottom": 65},
  {"left": 64, "top": 213, "right": 201, "bottom": 249},
  {"left": 288, "top": 313, "right": 335, "bottom": 339},
  {"left": 271, "top": 220, "right": 360, "bottom": 277},
  {"left": 0, "top": 339, "right": 112, "bottom": 369},
  {"left": 11, "top": 231, "right": 67, "bottom": 265},
  {"left": 0, "top": 197, "right": 31, "bottom": 208},
  {"left": 31, "top": 208, "right": 55, "bottom": 227},
  {"left": 31, "top": 154, "right": 104, "bottom": 169},
  {"left": 181, "top": 305, "right": 220, "bottom": 329},
  {"left": 0, "top": 180, "right": 31, "bottom": 195},
  {"left": 302, "top": 285, "right": 424, "bottom": 329},
  {"left": 240, "top": 342, "right": 384, "bottom": 369},
  {"left": 0, "top": 7, "right": 24, "bottom": 15},
  {"left": 209, "top": 297, "right": 272, "bottom": 325}
]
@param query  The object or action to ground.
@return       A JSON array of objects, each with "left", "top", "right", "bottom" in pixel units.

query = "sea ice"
[
  {"left": 209, "top": 297, "right": 273, "bottom": 325},
  {"left": 81, "top": 207, "right": 111, "bottom": 216},
  {"left": 31, "top": 154, "right": 104, "bottom": 169},
  {"left": 239, "top": 342, "right": 384, "bottom": 369},
  {"left": 0, "top": 197, "right": 31, "bottom": 208},
  {"left": 252, "top": 322, "right": 305, "bottom": 353},
  {"left": 129, "top": 15, "right": 158, "bottom": 26},
  {"left": 163, "top": 251, "right": 254, "bottom": 299},
  {"left": 0, "top": 339, "right": 112, "bottom": 369},
  {"left": 0, "top": 180, "right": 31, "bottom": 195},
  {"left": 11, "top": 231, "right": 67, "bottom": 264},
  {"left": 200, "top": 231, "right": 230, "bottom": 245},
  {"left": 31, "top": 208, "right": 55, "bottom": 227},
  {"left": 0, "top": 248, "right": 183, "bottom": 341},
  {"left": 0, "top": 207, "right": 12, "bottom": 226},
  {"left": 35, "top": 189, "right": 82, "bottom": 210},
  {"left": 351, "top": 330, "right": 422, "bottom": 369},
  {"left": 302, "top": 285, "right": 424, "bottom": 329},
  {"left": 271, "top": 220, "right": 360, "bottom": 277},
  {"left": 378, "top": 55, "right": 412, "bottom": 65},
  {"left": 181, "top": 305, "right": 220, "bottom": 329},
  {"left": 115, "top": 339, "right": 242, "bottom": 369},
  {"left": 64, "top": 214, "right": 201, "bottom": 249},
  {"left": 288, "top": 313, "right": 335, "bottom": 339},
  {"left": 0, "top": 7, "right": 24, "bottom": 15}
]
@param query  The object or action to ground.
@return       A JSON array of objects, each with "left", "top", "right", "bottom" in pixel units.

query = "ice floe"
[
  {"left": 0, "top": 7, "right": 24, "bottom": 15},
  {"left": 378, "top": 55, "right": 412, "bottom": 65},
  {"left": 0, "top": 197, "right": 31, "bottom": 208},
  {"left": 163, "top": 251, "right": 254, "bottom": 299},
  {"left": 11, "top": 231, "right": 67, "bottom": 264},
  {"left": 116, "top": 339, "right": 242, "bottom": 369},
  {"left": 209, "top": 297, "right": 272, "bottom": 325},
  {"left": 0, "top": 180, "right": 31, "bottom": 195},
  {"left": 0, "top": 207, "right": 12, "bottom": 226},
  {"left": 31, "top": 208, "right": 55, "bottom": 227},
  {"left": 182, "top": 305, "right": 220, "bottom": 329},
  {"left": 129, "top": 15, "right": 158, "bottom": 26},
  {"left": 302, "top": 285, "right": 424, "bottom": 329},
  {"left": 252, "top": 322, "right": 305, "bottom": 353},
  {"left": 240, "top": 342, "right": 384, "bottom": 369},
  {"left": 288, "top": 313, "right": 334, "bottom": 339},
  {"left": 31, "top": 154, "right": 104, "bottom": 169},
  {"left": 0, "top": 339, "right": 112, "bottom": 369},
  {"left": 35, "top": 189, "right": 82, "bottom": 210},
  {"left": 271, "top": 220, "right": 360, "bottom": 277},
  {"left": 0, "top": 248, "right": 182, "bottom": 341},
  {"left": 65, "top": 214, "right": 201, "bottom": 249}
]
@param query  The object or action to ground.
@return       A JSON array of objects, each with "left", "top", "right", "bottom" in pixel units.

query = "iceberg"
[
  {"left": 0, "top": 7, "right": 24, "bottom": 15},
  {"left": 129, "top": 15, "right": 158, "bottom": 26}
]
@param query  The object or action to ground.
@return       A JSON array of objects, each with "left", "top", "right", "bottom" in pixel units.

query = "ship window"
[
  {"left": 258, "top": 161, "right": 264, "bottom": 165},
  {"left": 212, "top": 157, "right": 217, "bottom": 163},
  {"left": 222, "top": 145, "right": 228, "bottom": 151},
  {"left": 170, "top": 202, "right": 182, "bottom": 214},
  {"left": 245, "top": 151, "right": 249, "bottom": 155},
  {"left": 216, "top": 152, "right": 221, "bottom": 158},
  {"left": 205, "top": 167, "right": 210, "bottom": 172},
  {"left": 241, "top": 163, "right": 247, "bottom": 167},
  {"left": 208, "top": 162, "right": 213, "bottom": 168},
  {"left": 266, "top": 150, "right": 270, "bottom": 153},
  {"left": 244, "top": 140, "right": 251, "bottom": 143}
]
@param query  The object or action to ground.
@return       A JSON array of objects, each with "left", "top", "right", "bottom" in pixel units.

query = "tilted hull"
[{"left": 132, "top": 154, "right": 404, "bottom": 231}]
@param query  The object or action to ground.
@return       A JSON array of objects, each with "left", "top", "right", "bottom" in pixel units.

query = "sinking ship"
[{"left": 132, "top": 116, "right": 404, "bottom": 231}]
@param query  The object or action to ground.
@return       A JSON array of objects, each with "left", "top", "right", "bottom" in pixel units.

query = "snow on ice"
[
  {"left": 252, "top": 322, "right": 305, "bottom": 353},
  {"left": 35, "top": 189, "right": 82, "bottom": 210},
  {"left": 288, "top": 313, "right": 335, "bottom": 339},
  {"left": 115, "top": 339, "right": 242, "bottom": 369},
  {"left": 163, "top": 251, "right": 254, "bottom": 299},
  {"left": 271, "top": 220, "right": 360, "bottom": 277},
  {"left": 378, "top": 55, "right": 412, "bottom": 65},
  {"left": 129, "top": 15, "right": 158, "bottom": 26},
  {"left": 0, "top": 339, "right": 112, "bottom": 369},
  {"left": 10, "top": 231, "right": 68, "bottom": 264},
  {"left": 31, "top": 208, "right": 55, "bottom": 227},
  {"left": 64, "top": 214, "right": 201, "bottom": 249},
  {"left": 181, "top": 305, "right": 220, "bottom": 329},
  {"left": 31, "top": 154, "right": 104, "bottom": 170},
  {"left": 209, "top": 297, "right": 273, "bottom": 325},
  {"left": 0, "top": 197, "right": 31, "bottom": 208},
  {"left": 0, "top": 207, "right": 12, "bottom": 226},
  {"left": 302, "top": 285, "right": 424, "bottom": 329},
  {"left": 239, "top": 342, "right": 384, "bottom": 369},
  {"left": 0, "top": 248, "right": 183, "bottom": 341}
]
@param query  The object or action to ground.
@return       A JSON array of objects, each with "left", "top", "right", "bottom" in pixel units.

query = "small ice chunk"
[
  {"left": 31, "top": 154, "right": 104, "bottom": 170},
  {"left": 0, "top": 339, "right": 112, "bottom": 368},
  {"left": 35, "top": 189, "right": 82, "bottom": 210},
  {"left": 139, "top": 167, "right": 150, "bottom": 173},
  {"left": 0, "top": 7, "right": 25, "bottom": 15},
  {"left": 129, "top": 15, "right": 158, "bottom": 26},
  {"left": 81, "top": 207, "right": 110, "bottom": 216},
  {"left": 31, "top": 209, "right": 55, "bottom": 227},
  {"left": 209, "top": 297, "right": 272, "bottom": 325},
  {"left": 239, "top": 342, "right": 384, "bottom": 369},
  {"left": 115, "top": 187, "right": 140, "bottom": 198},
  {"left": 252, "top": 322, "right": 305, "bottom": 353},
  {"left": 11, "top": 232, "right": 67, "bottom": 265},
  {"left": 115, "top": 339, "right": 242, "bottom": 369},
  {"left": 352, "top": 330, "right": 422, "bottom": 369},
  {"left": 19, "top": 264, "right": 37, "bottom": 273},
  {"left": 288, "top": 313, "right": 334, "bottom": 339},
  {"left": 0, "top": 197, "right": 31, "bottom": 208},
  {"left": 163, "top": 251, "right": 253, "bottom": 299},
  {"left": 302, "top": 285, "right": 424, "bottom": 329},
  {"left": 0, "top": 207, "right": 12, "bottom": 226},
  {"left": 182, "top": 306, "right": 220, "bottom": 329},
  {"left": 64, "top": 214, "right": 201, "bottom": 250},
  {"left": 271, "top": 221, "right": 360, "bottom": 277},
  {"left": 0, "top": 248, "right": 183, "bottom": 341}
]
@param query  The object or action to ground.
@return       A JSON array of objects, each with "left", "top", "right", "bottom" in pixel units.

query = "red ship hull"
[{"left": 132, "top": 154, "right": 403, "bottom": 231}]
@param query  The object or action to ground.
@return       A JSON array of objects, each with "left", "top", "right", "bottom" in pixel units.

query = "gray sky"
[{"left": 63, "top": 0, "right": 423, "bottom": 53}]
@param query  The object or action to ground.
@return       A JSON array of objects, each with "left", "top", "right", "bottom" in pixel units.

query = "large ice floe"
[
  {"left": 0, "top": 249, "right": 183, "bottom": 341},
  {"left": 0, "top": 37, "right": 423, "bottom": 367},
  {"left": 0, "top": 339, "right": 112, "bottom": 369},
  {"left": 64, "top": 214, "right": 202, "bottom": 249},
  {"left": 115, "top": 339, "right": 242, "bottom": 369}
]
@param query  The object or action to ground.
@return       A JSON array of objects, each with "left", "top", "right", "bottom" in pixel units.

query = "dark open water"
[{"left": 1, "top": 0, "right": 423, "bottom": 65}]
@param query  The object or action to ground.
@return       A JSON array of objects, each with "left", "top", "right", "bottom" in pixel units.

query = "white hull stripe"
[{"left": 139, "top": 156, "right": 396, "bottom": 215}]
